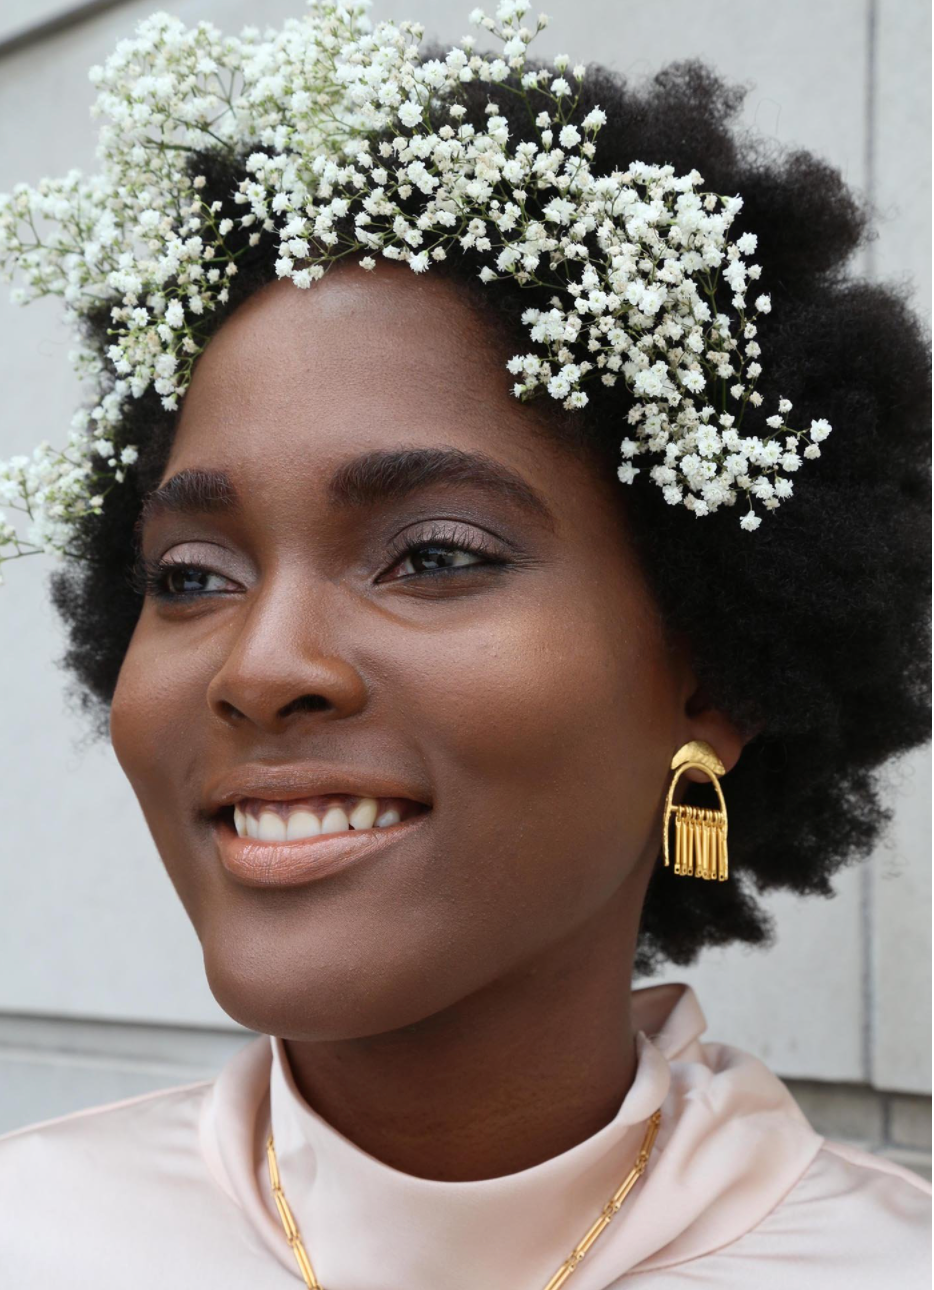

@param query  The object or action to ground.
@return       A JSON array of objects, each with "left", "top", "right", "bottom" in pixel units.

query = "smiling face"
[{"left": 110, "top": 265, "right": 700, "bottom": 1040}]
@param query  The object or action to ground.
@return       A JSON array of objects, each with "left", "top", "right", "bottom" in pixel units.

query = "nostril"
[{"left": 279, "top": 694, "right": 332, "bottom": 717}]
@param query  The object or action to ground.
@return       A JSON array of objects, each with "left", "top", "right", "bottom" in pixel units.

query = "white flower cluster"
[{"left": 0, "top": 0, "right": 832, "bottom": 578}]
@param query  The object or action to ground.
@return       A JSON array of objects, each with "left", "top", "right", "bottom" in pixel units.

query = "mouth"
[
  {"left": 212, "top": 792, "right": 431, "bottom": 888},
  {"left": 227, "top": 793, "right": 425, "bottom": 841}
]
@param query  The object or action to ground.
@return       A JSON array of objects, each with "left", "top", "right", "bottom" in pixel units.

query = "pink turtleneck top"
[{"left": 0, "top": 983, "right": 929, "bottom": 1287}]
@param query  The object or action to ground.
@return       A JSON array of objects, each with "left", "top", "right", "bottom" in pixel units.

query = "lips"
[
  {"left": 213, "top": 808, "right": 431, "bottom": 887},
  {"left": 204, "top": 762, "right": 432, "bottom": 888},
  {"left": 204, "top": 762, "right": 431, "bottom": 816}
]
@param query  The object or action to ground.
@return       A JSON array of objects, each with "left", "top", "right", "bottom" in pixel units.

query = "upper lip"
[{"left": 203, "top": 762, "right": 432, "bottom": 815}]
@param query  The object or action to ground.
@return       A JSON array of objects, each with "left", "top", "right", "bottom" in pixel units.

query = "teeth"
[
  {"left": 320, "top": 806, "right": 350, "bottom": 835},
  {"left": 232, "top": 797, "right": 417, "bottom": 841},
  {"left": 286, "top": 810, "right": 321, "bottom": 841},
  {"left": 349, "top": 797, "right": 378, "bottom": 830},
  {"left": 258, "top": 810, "right": 287, "bottom": 842}
]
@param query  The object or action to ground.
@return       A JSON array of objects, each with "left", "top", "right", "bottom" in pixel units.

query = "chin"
[{"left": 199, "top": 923, "right": 481, "bottom": 1042}]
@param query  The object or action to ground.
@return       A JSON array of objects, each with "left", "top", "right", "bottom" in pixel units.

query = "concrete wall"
[{"left": 1, "top": 0, "right": 930, "bottom": 1168}]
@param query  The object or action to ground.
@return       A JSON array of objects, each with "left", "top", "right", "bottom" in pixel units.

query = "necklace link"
[
  {"left": 266, "top": 1136, "right": 323, "bottom": 1289},
  {"left": 267, "top": 1108, "right": 661, "bottom": 1290}
]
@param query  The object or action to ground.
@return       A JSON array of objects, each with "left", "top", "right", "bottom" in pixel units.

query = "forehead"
[
  {"left": 156, "top": 265, "right": 633, "bottom": 563},
  {"left": 166, "top": 265, "right": 547, "bottom": 482}
]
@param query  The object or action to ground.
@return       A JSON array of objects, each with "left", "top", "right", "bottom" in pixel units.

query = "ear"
[{"left": 675, "top": 667, "right": 759, "bottom": 786}]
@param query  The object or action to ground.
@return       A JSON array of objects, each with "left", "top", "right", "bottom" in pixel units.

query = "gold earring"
[{"left": 661, "top": 740, "right": 729, "bottom": 881}]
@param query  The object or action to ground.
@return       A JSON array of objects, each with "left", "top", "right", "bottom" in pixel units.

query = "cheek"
[
  {"left": 394, "top": 578, "right": 677, "bottom": 922},
  {"left": 109, "top": 619, "right": 209, "bottom": 897}
]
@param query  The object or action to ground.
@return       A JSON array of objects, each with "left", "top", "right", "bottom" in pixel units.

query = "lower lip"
[{"left": 213, "top": 812, "right": 430, "bottom": 888}]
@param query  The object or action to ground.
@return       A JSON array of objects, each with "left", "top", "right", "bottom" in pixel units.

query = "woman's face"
[{"left": 110, "top": 265, "right": 704, "bottom": 1039}]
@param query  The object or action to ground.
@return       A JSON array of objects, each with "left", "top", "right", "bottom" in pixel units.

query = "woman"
[{"left": 0, "top": 3, "right": 929, "bottom": 1286}]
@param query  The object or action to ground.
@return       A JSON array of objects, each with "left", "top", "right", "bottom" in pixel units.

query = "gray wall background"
[{"left": 0, "top": 0, "right": 930, "bottom": 1169}]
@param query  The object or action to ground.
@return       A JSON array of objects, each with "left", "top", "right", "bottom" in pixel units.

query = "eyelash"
[
  {"left": 381, "top": 523, "right": 506, "bottom": 582},
  {"left": 131, "top": 556, "right": 235, "bottom": 602},
  {"left": 133, "top": 524, "right": 507, "bottom": 602}
]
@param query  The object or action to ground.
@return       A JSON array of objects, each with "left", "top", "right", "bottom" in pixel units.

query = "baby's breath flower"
[
  {"left": 398, "top": 100, "right": 423, "bottom": 128},
  {"left": 0, "top": 0, "right": 831, "bottom": 567}
]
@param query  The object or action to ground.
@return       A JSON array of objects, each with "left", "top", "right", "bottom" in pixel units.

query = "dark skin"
[{"left": 109, "top": 264, "right": 745, "bottom": 1182}]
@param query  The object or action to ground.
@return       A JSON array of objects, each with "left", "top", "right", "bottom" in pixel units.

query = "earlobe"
[{"left": 679, "top": 685, "right": 751, "bottom": 783}]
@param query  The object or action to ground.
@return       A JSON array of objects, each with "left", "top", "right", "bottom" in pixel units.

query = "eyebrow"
[
  {"left": 136, "top": 448, "right": 554, "bottom": 536},
  {"left": 328, "top": 447, "right": 553, "bottom": 524},
  {"left": 136, "top": 467, "right": 238, "bottom": 539}
]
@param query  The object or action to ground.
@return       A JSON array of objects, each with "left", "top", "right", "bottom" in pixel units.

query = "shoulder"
[
  {"left": 634, "top": 1139, "right": 931, "bottom": 1288},
  {"left": 0, "top": 1038, "right": 287, "bottom": 1287},
  {"left": 0, "top": 1078, "right": 217, "bottom": 1207},
  {"left": 789, "top": 1138, "right": 930, "bottom": 1223},
  {"left": 0, "top": 1080, "right": 228, "bottom": 1281},
  {"left": 0, "top": 1076, "right": 212, "bottom": 1178},
  {"left": 714, "top": 1140, "right": 929, "bottom": 1287}
]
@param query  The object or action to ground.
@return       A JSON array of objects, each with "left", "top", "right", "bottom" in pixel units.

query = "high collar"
[{"left": 200, "top": 983, "right": 821, "bottom": 1289}]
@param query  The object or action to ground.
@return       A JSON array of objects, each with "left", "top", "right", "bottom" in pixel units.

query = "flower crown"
[{"left": 0, "top": 0, "right": 833, "bottom": 579}]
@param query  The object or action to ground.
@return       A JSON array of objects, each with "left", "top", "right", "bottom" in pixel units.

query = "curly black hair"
[{"left": 47, "top": 58, "right": 931, "bottom": 974}]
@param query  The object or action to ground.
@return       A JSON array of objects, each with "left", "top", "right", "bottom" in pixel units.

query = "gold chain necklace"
[{"left": 266, "top": 1108, "right": 661, "bottom": 1290}]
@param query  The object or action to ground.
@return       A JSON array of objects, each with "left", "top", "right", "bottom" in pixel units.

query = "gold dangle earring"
[{"left": 661, "top": 740, "right": 729, "bottom": 881}]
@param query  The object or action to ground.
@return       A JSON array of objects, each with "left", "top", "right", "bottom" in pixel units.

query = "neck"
[{"left": 283, "top": 885, "right": 641, "bottom": 1182}]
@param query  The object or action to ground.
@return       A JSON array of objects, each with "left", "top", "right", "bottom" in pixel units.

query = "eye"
[
  {"left": 391, "top": 543, "right": 487, "bottom": 577},
  {"left": 379, "top": 523, "right": 508, "bottom": 582},
  {"left": 134, "top": 556, "right": 240, "bottom": 601}
]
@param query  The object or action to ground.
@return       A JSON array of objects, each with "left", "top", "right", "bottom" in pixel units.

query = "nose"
[{"left": 205, "top": 582, "right": 368, "bottom": 733}]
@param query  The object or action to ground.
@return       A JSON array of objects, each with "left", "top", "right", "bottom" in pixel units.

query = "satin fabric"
[{"left": 1, "top": 983, "right": 929, "bottom": 1287}]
